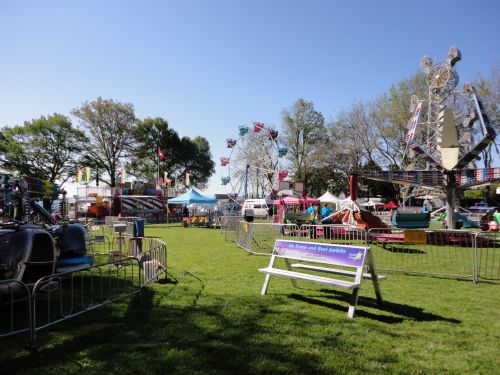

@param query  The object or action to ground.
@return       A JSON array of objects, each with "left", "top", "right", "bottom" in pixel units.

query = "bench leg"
[
  {"left": 347, "top": 288, "right": 360, "bottom": 318},
  {"left": 261, "top": 274, "right": 272, "bottom": 295},
  {"left": 366, "top": 249, "right": 384, "bottom": 305},
  {"left": 284, "top": 258, "right": 299, "bottom": 288},
  {"left": 261, "top": 255, "right": 278, "bottom": 295}
]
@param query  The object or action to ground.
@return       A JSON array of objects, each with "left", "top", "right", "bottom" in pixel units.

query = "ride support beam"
[{"left": 350, "top": 175, "right": 358, "bottom": 201}]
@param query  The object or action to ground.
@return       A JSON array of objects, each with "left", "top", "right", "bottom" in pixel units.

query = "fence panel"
[
  {"left": 31, "top": 258, "right": 141, "bottom": 352},
  {"left": 223, "top": 216, "right": 240, "bottom": 243},
  {"left": 139, "top": 241, "right": 167, "bottom": 286},
  {"left": 475, "top": 232, "right": 500, "bottom": 282},
  {"left": 242, "top": 223, "right": 300, "bottom": 255},
  {"left": 368, "top": 228, "right": 476, "bottom": 280},
  {"left": 0, "top": 280, "right": 33, "bottom": 348},
  {"left": 299, "top": 224, "right": 367, "bottom": 247},
  {"left": 234, "top": 223, "right": 366, "bottom": 255}
]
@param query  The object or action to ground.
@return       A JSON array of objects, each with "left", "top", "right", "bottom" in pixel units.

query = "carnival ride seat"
[
  {"left": 284, "top": 212, "right": 314, "bottom": 225},
  {"left": 22, "top": 231, "right": 57, "bottom": 284},
  {"left": 391, "top": 211, "right": 430, "bottom": 229}
]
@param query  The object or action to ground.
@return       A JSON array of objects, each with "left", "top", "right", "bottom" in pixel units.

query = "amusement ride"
[
  {"left": 353, "top": 46, "right": 498, "bottom": 229},
  {"left": 220, "top": 122, "right": 288, "bottom": 202}
]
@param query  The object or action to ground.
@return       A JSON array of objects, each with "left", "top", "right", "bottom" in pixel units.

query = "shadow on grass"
[
  {"left": 156, "top": 271, "right": 179, "bottom": 285},
  {"left": 2, "top": 288, "right": 347, "bottom": 374},
  {"left": 383, "top": 245, "right": 426, "bottom": 254},
  {"left": 306, "top": 288, "right": 462, "bottom": 324}
]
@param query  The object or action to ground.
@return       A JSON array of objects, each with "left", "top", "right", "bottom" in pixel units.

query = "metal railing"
[
  {"left": 475, "top": 231, "right": 500, "bottom": 281},
  {"left": 234, "top": 220, "right": 500, "bottom": 284},
  {"left": 140, "top": 240, "right": 167, "bottom": 286},
  {"left": 368, "top": 228, "right": 476, "bottom": 281},
  {"left": 0, "top": 280, "right": 32, "bottom": 342},
  {"left": 0, "top": 235, "right": 167, "bottom": 353},
  {"left": 31, "top": 258, "right": 141, "bottom": 349}
]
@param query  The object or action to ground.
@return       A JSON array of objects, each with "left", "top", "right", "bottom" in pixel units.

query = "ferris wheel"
[{"left": 220, "top": 122, "right": 288, "bottom": 200}]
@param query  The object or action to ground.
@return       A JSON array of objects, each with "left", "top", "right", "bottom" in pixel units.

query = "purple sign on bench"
[{"left": 273, "top": 240, "right": 365, "bottom": 267}]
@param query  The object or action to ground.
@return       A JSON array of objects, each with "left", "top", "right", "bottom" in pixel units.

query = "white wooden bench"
[{"left": 258, "top": 240, "right": 385, "bottom": 318}]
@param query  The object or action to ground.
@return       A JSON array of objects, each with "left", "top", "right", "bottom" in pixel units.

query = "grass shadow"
[
  {"left": 317, "top": 288, "right": 461, "bottom": 323},
  {"left": 383, "top": 245, "right": 426, "bottom": 254}
]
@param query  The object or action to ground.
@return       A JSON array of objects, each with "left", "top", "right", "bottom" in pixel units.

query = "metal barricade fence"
[
  {"left": 220, "top": 214, "right": 240, "bottom": 233},
  {"left": 223, "top": 216, "right": 240, "bottom": 242},
  {"left": 475, "top": 231, "right": 500, "bottom": 282},
  {"left": 0, "top": 280, "right": 33, "bottom": 347},
  {"left": 368, "top": 228, "right": 476, "bottom": 281},
  {"left": 31, "top": 258, "right": 141, "bottom": 352},
  {"left": 235, "top": 222, "right": 367, "bottom": 255},
  {"left": 299, "top": 224, "right": 367, "bottom": 247},
  {"left": 139, "top": 241, "right": 167, "bottom": 286}
]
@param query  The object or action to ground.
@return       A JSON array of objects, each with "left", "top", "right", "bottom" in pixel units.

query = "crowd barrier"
[
  {"left": 234, "top": 220, "right": 500, "bottom": 284},
  {"left": 368, "top": 228, "right": 475, "bottom": 280},
  {"left": 0, "top": 235, "right": 167, "bottom": 353}
]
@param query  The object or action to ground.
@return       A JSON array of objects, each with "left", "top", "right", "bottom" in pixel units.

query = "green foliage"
[
  {"left": 280, "top": 98, "right": 326, "bottom": 195},
  {"left": 129, "top": 117, "right": 215, "bottom": 189},
  {"left": 474, "top": 60, "right": 500, "bottom": 132},
  {"left": 0, "top": 113, "right": 87, "bottom": 184},
  {"left": 70, "top": 97, "right": 136, "bottom": 187},
  {"left": 463, "top": 189, "right": 484, "bottom": 200}
]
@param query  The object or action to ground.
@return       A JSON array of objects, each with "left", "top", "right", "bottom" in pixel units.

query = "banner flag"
[
  {"left": 406, "top": 102, "right": 423, "bottom": 142},
  {"left": 86, "top": 167, "right": 91, "bottom": 183},
  {"left": 121, "top": 168, "right": 126, "bottom": 184},
  {"left": 186, "top": 173, "right": 190, "bottom": 186},
  {"left": 77, "top": 168, "right": 82, "bottom": 184}
]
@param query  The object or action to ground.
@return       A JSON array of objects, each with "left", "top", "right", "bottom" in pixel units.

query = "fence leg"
[{"left": 473, "top": 233, "right": 478, "bottom": 284}]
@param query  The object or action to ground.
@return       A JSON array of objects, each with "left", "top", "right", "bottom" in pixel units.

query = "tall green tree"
[
  {"left": 70, "top": 97, "right": 136, "bottom": 187},
  {"left": 0, "top": 113, "right": 88, "bottom": 184},
  {"left": 280, "top": 98, "right": 326, "bottom": 195},
  {"left": 129, "top": 117, "right": 215, "bottom": 189}
]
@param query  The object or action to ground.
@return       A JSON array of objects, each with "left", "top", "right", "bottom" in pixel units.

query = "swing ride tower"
[{"left": 353, "top": 47, "right": 498, "bottom": 229}]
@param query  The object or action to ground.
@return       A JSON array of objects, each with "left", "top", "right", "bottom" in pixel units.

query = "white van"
[{"left": 241, "top": 199, "right": 274, "bottom": 218}]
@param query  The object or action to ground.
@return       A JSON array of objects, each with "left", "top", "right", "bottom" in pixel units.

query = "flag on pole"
[
  {"left": 164, "top": 172, "right": 171, "bottom": 185},
  {"left": 159, "top": 148, "right": 164, "bottom": 159},
  {"left": 186, "top": 172, "right": 190, "bottom": 186},
  {"left": 121, "top": 168, "right": 126, "bottom": 184},
  {"left": 77, "top": 168, "right": 83, "bottom": 184},
  {"left": 85, "top": 167, "right": 91, "bottom": 183},
  {"left": 175, "top": 175, "right": 177, "bottom": 188}
]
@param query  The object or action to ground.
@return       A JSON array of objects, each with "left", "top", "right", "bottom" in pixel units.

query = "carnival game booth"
[{"left": 168, "top": 189, "right": 217, "bottom": 227}]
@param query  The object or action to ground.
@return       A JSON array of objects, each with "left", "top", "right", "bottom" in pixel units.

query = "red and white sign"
[{"left": 406, "top": 102, "right": 423, "bottom": 142}]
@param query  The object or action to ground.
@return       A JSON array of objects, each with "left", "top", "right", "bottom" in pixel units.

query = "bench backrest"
[{"left": 273, "top": 240, "right": 367, "bottom": 269}]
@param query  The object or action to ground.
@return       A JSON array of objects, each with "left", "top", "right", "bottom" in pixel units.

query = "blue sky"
[{"left": 1, "top": 0, "right": 499, "bottom": 197}]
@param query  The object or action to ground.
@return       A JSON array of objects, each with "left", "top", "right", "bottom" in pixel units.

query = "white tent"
[
  {"left": 318, "top": 191, "right": 341, "bottom": 203},
  {"left": 318, "top": 191, "right": 343, "bottom": 209}
]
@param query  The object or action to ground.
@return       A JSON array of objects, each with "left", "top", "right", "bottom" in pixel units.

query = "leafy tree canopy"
[
  {"left": 129, "top": 117, "right": 215, "bottom": 189},
  {"left": 0, "top": 113, "right": 87, "bottom": 185},
  {"left": 70, "top": 97, "right": 136, "bottom": 187}
]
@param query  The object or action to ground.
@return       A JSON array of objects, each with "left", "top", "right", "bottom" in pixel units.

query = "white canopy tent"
[{"left": 318, "top": 191, "right": 342, "bottom": 210}]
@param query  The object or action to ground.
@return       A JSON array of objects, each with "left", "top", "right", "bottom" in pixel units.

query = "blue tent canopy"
[{"left": 167, "top": 189, "right": 216, "bottom": 204}]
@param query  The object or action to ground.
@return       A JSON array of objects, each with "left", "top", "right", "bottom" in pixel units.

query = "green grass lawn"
[{"left": 1, "top": 226, "right": 499, "bottom": 374}]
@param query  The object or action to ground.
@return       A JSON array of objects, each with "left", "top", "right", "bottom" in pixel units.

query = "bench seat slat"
[
  {"left": 290, "top": 264, "right": 387, "bottom": 281},
  {"left": 258, "top": 267, "right": 361, "bottom": 290}
]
